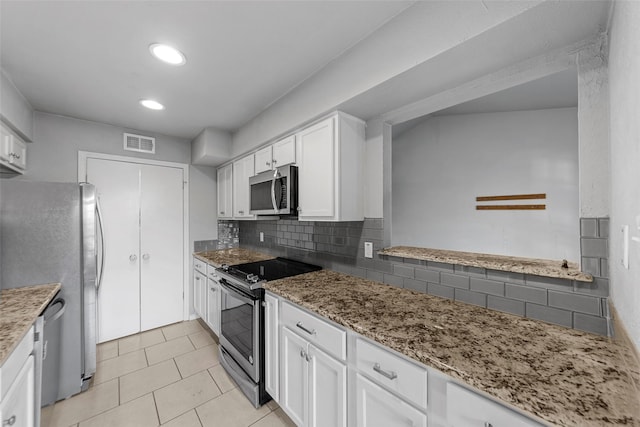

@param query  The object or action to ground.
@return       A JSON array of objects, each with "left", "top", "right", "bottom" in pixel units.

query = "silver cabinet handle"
[
  {"left": 239, "top": 210, "right": 244, "bottom": 214},
  {"left": 195, "top": 277, "right": 200, "bottom": 281},
  {"left": 219, "top": 211, "right": 224, "bottom": 215},
  {"left": 3, "top": 415, "right": 16, "bottom": 426},
  {"left": 300, "top": 349, "right": 306, "bottom": 359},
  {"left": 373, "top": 363, "right": 397, "bottom": 380},
  {"left": 210, "top": 287, "right": 216, "bottom": 292},
  {"left": 142, "top": 253, "right": 150, "bottom": 260},
  {"left": 266, "top": 161, "right": 271, "bottom": 166},
  {"left": 296, "top": 322, "right": 316, "bottom": 336},
  {"left": 272, "top": 159, "right": 277, "bottom": 164},
  {"left": 484, "top": 423, "right": 493, "bottom": 427},
  {"left": 129, "top": 254, "right": 137, "bottom": 262},
  {"left": 9, "top": 152, "right": 20, "bottom": 160}
]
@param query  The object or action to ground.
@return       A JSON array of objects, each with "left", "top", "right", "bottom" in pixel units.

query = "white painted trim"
[{"left": 78, "top": 150, "right": 191, "bottom": 323}]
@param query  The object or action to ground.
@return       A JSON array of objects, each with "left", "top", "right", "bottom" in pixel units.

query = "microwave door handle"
[{"left": 270, "top": 168, "right": 279, "bottom": 213}]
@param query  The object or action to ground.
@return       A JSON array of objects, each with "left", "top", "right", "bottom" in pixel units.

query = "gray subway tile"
[
  {"left": 364, "top": 218, "right": 384, "bottom": 229},
  {"left": 415, "top": 268, "right": 440, "bottom": 283},
  {"left": 548, "top": 291, "right": 601, "bottom": 315},
  {"left": 362, "top": 228, "right": 383, "bottom": 240},
  {"left": 365, "top": 270, "right": 384, "bottom": 283},
  {"left": 403, "top": 278, "right": 427, "bottom": 294},
  {"left": 580, "top": 218, "right": 598, "bottom": 238},
  {"left": 454, "top": 265, "right": 486, "bottom": 278},
  {"left": 427, "top": 283, "right": 454, "bottom": 300},
  {"left": 601, "top": 299, "right": 610, "bottom": 318},
  {"left": 581, "top": 238, "right": 608, "bottom": 258},
  {"left": 351, "top": 267, "right": 367, "bottom": 279},
  {"left": 426, "top": 261, "right": 454, "bottom": 273},
  {"left": 573, "top": 312, "right": 608, "bottom": 336},
  {"left": 525, "top": 275, "right": 574, "bottom": 292},
  {"left": 441, "top": 273, "right": 470, "bottom": 289},
  {"left": 487, "top": 296, "right": 525, "bottom": 316},
  {"left": 598, "top": 218, "right": 609, "bottom": 238},
  {"left": 505, "top": 283, "right": 547, "bottom": 305},
  {"left": 470, "top": 278, "right": 505, "bottom": 296},
  {"left": 581, "top": 257, "right": 600, "bottom": 277},
  {"left": 525, "top": 303, "right": 573, "bottom": 328},
  {"left": 383, "top": 273, "right": 404, "bottom": 288},
  {"left": 404, "top": 258, "right": 426, "bottom": 266},
  {"left": 454, "top": 289, "right": 487, "bottom": 308},
  {"left": 574, "top": 277, "right": 610, "bottom": 297},
  {"left": 393, "top": 264, "right": 415, "bottom": 279},
  {"left": 486, "top": 270, "right": 525, "bottom": 285}
]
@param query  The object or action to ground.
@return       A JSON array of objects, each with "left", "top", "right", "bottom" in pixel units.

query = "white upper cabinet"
[
  {"left": 0, "top": 122, "right": 27, "bottom": 173},
  {"left": 233, "top": 154, "right": 255, "bottom": 219},
  {"left": 296, "top": 113, "right": 365, "bottom": 221},
  {"left": 216, "top": 164, "right": 233, "bottom": 219},
  {"left": 254, "top": 135, "right": 297, "bottom": 175}
]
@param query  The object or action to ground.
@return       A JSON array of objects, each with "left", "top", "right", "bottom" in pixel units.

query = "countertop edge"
[{"left": 379, "top": 246, "right": 593, "bottom": 282}]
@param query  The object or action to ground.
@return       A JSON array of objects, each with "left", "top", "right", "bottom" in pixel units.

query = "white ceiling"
[
  {"left": 392, "top": 67, "right": 579, "bottom": 138},
  {"left": 0, "top": 1, "right": 412, "bottom": 140}
]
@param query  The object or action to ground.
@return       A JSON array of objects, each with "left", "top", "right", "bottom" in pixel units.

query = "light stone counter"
[
  {"left": 380, "top": 246, "right": 593, "bottom": 282},
  {"left": 265, "top": 270, "right": 640, "bottom": 427},
  {"left": 0, "top": 283, "right": 61, "bottom": 365},
  {"left": 194, "top": 248, "right": 275, "bottom": 268}
]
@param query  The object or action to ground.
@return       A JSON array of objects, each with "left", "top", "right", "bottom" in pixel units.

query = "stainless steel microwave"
[{"left": 249, "top": 165, "right": 298, "bottom": 215}]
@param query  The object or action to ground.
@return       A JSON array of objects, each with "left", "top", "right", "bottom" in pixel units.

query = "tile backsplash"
[{"left": 226, "top": 216, "right": 612, "bottom": 336}]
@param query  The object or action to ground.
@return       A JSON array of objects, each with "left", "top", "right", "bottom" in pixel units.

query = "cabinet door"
[
  {"left": 9, "top": 137, "right": 27, "bottom": 170},
  {"left": 297, "top": 117, "right": 335, "bottom": 219},
  {"left": 272, "top": 135, "right": 296, "bottom": 168},
  {"left": 254, "top": 146, "right": 273, "bottom": 174},
  {"left": 308, "top": 345, "right": 346, "bottom": 427},
  {"left": 207, "top": 280, "right": 220, "bottom": 336},
  {"left": 193, "top": 270, "right": 206, "bottom": 318},
  {"left": 217, "top": 164, "right": 233, "bottom": 218},
  {"left": 0, "top": 355, "right": 35, "bottom": 427},
  {"left": 264, "top": 293, "right": 279, "bottom": 402},
  {"left": 233, "top": 155, "right": 255, "bottom": 219},
  {"left": 355, "top": 374, "right": 427, "bottom": 427},
  {"left": 87, "top": 158, "right": 141, "bottom": 343},
  {"left": 0, "top": 124, "right": 11, "bottom": 163},
  {"left": 139, "top": 164, "right": 184, "bottom": 331},
  {"left": 280, "top": 327, "right": 309, "bottom": 427}
]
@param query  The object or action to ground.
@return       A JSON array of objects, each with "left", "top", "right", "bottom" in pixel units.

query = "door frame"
[{"left": 78, "top": 151, "right": 191, "bottom": 323}]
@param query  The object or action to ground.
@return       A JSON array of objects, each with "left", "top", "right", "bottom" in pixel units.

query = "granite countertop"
[
  {"left": 265, "top": 270, "right": 640, "bottom": 426},
  {"left": 380, "top": 246, "right": 593, "bottom": 282},
  {"left": 194, "top": 248, "right": 275, "bottom": 267},
  {"left": 0, "top": 283, "right": 61, "bottom": 365}
]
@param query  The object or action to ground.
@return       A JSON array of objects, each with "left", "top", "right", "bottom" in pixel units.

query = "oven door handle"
[{"left": 219, "top": 278, "right": 256, "bottom": 305}]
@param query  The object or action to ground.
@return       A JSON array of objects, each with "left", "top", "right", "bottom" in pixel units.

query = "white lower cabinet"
[
  {"left": 1, "top": 326, "right": 35, "bottom": 427},
  {"left": 446, "top": 382, "right": 543, "bottom": 427},
  {"left": 206, "top": 266, "right": 221, "bottom": 336},
  {"left": 264, "top": 293, "right": 279, "bottom": 401},
  {"left": 355, "top": 373, "right": 427, "bottom": 427},
  {"left": 193, "top": 267, "right": 207, "bottom": 319},
  {"left": 279, "top": 326, "right": 346, "bottom": 427}
]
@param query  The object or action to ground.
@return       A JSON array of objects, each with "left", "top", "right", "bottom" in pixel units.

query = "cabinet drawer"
[
  {"left": 447, "top": 382, "right": 543, "bottom": 427},
  {"left": 193, "top": 258, "right": 207, "bottom": 275},
  {"left": 1, "top": 326, "right": 34, "bottom": 399},
  {"left": 281, "top": 301, "right": 346, "bottom": 361},
  {"left": 206, "top": 264, "right": 220, "bottom": 281},
  {"left": 355, "top": 337, "right": 427, "bottom": 410}
]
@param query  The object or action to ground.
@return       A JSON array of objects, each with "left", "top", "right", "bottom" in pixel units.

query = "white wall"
[
  {"left": 392, "top": 108, "right": 580, "bottom": 261},
  {"left": 0, "top": 69, "right": 34, "bottom": 141},
  {"left": 608, "top": 0, "right": 640, "bottom": 351}
]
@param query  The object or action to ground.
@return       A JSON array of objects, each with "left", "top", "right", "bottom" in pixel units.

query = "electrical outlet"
[
  {"left": 260, "top": 232, "right": 264, "bottom": 242},
  {"left": 364, "top": 242, "right": 373, "bottom": 258}
]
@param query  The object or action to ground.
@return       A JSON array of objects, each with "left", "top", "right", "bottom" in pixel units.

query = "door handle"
[
  {"left": 373, "top": 363, "right": 397, "bottom": 380},
  {"left": 142, "top": 253, "right": 150, "bottom": 260},
  {"left": 129, "top": 254, "right": 137, "bottom": 262}
]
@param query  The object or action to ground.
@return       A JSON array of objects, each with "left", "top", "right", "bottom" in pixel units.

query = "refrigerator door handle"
[{"left": 96, "top": 197, "right": 106, "bottom": 291}]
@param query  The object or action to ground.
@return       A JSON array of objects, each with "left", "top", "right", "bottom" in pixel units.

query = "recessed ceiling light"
[
  {"left": 149, "top": 43, "right": 186, "bottom": 66},
  {"left": 140, "top": 99, "right": 164, "bottom": 110}
]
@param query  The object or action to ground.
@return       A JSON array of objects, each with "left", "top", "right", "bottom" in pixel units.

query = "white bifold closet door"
[{"left": 87, "top": 158, "right": 184, "bottom": 343}]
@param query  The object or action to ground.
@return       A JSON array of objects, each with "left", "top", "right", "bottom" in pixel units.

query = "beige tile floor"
[{"left": 40, "top": 320, "right": 296, "bottom": 427}]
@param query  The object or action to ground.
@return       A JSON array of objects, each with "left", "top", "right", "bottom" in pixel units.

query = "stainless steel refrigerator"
[{"left": 0, "top": 180, "right": 104, "bottom": 404}]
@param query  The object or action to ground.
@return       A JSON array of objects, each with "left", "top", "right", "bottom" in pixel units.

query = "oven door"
[{"left": 218, "top": 278, "right": 261, "bottom": 383}]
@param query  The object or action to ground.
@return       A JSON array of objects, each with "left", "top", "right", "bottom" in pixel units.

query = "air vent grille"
[{"left": 124, "top": 133, "right": 156, "bottom": 154}]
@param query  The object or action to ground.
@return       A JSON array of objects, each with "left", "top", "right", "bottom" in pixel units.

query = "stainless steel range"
[{"left": 216, "top": 257, "right": 321, "bottom": 407}]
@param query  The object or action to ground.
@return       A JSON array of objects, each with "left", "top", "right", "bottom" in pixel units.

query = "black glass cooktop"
[{"left": 221, "top": 257, "right": 321, "bottom": 283}]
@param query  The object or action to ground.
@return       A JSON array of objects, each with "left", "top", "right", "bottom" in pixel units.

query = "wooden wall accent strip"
[
  {"left": 476, "top": 204, "right": 546, "bottom": 210},
  {"left": 476, "top": 193, "right": 546, "bottom": 202}
]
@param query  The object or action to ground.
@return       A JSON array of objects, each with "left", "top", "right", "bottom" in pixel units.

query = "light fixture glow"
[
  {"left": 149, "top": 43, "right": 186, "bottom": 66},
  {"left": 140, "top": 99, "right": 164, "bottom": 110}
]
